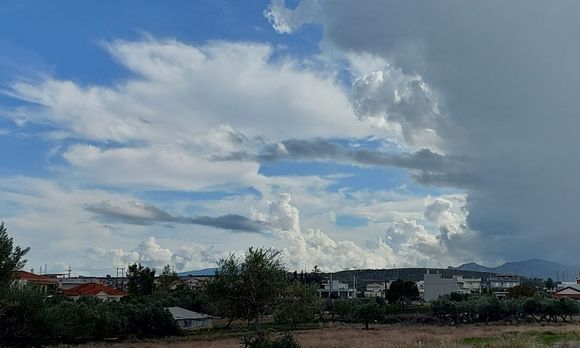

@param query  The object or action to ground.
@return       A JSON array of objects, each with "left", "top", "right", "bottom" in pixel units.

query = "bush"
[
  {"left": 241, "top": 331, "right": 301, "bottom": 348},
  {"left": 431, "top": 293, "right": 580, "bottom": 324}
]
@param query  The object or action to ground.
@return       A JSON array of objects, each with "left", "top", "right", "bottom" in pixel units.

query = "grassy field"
[{"left": 77, "top": 323, "right": 580, "bottom": 347}]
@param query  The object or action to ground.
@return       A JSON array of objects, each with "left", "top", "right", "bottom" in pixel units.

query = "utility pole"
[
  {"left": 330, "top": 274, "right": 333, "bottom": 299},
  {"left": 66, "top": 265, "right": 72, "bottom": 278},
  {"left": 116, "top": 267, "right": 125, "bottom": 290},
  {"left": 353, "top": 274, "right": 356, "bottom": 299}
]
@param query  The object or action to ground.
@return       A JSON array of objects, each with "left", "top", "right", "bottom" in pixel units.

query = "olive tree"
[{"left": 205, "top": 247, "right": 287, "bottom": 330}]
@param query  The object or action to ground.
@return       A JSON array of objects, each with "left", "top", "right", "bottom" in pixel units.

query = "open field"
[{"left": 76, "top": 322, "right": 580, "bottom": 348}]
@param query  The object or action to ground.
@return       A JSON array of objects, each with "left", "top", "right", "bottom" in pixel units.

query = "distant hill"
[
  {"left": 450, "top": 259, "right": 579, "bottom": 282},
  {"left": 177, "top": 268, "right": 217, "bottom": 277}
]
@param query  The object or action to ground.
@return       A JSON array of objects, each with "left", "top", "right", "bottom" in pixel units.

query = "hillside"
[
  {"left": 177, "top": 268, "right": 217, "bottom": 277},
  {"left": 450, "top": 259, "right": 579, "bottom": 281}
]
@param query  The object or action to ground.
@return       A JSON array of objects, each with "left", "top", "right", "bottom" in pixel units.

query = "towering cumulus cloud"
[{"left": 266, "top": 0, "right": 580, "bottom": 263}]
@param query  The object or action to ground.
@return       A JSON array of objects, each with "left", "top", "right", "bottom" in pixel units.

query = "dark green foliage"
[
  {"left": 205, "top": 253, "right": 250, "bottom": 327},
  {"left": 152, "top": 282, "right": 209, "bottom": 313},
  {"left": 544, "top": 278, "right": 555, "bottom": 291},
  {"left": 127, "top": 263, "right": 156, "bottom": 296},
  {"left": 0, "top": 222, "right": 30, "bottom": 287},
  {"left": 157, "top": 264, "right": 180, "bottom": 292},
  {"left": 354, "top": 300, "right": 384, "bottom": 330},
  {"left": 431, "top": 293, "right": 580, "bottom": 324},
  {"left": 333, "top": 299, "right": 355, "bottom": 320},
  {"left": 520, "top": 276, "right": 545, "bottom": 291},
  {"left": 508, "top": 284, "right": 536, "bottom": 299},
  {"left": 386, "top": 279, "right": 419, "bottom": 306},
  {"left": 241, "top": 331, "right": 301, "bottom": 348},
  {"left": 0, "top": 287, "right": 178, "bottom": 345},
  {"left": 0, "top": 286, "right": 45, "bottom": 338}
]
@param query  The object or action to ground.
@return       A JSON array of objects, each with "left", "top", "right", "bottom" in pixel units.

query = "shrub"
[{"left": 241, "top": 331, "right": 301, "bottom": 348}]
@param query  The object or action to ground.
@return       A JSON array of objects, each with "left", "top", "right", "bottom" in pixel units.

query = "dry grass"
[{"left": 74, "top": 322, "right": 580, "bottom": 348}]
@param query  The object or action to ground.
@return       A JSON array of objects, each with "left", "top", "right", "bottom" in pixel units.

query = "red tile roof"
[
  {"left": 63, "top": 283, "right": 127, "bottom": 297},
  {"left": 13, "top": 271, "right": 59, "bottom": 285}
]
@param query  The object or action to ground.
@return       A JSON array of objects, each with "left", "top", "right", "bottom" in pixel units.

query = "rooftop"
[
  {"left": 166, "top": 306, "right": 213, "bottom": 320},
  {"left": 63, "top": 283, "right": 127, "bottom": 297},
  {"left": 14, "top": 271, "right": 59, "bottom": 285}
]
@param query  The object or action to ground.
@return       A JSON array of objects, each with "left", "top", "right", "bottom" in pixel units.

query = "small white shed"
[{"left": 166, "top": 306, "right": 214, "bottom": 330}]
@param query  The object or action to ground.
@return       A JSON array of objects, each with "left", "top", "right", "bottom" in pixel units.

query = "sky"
[{"left": 1, "top": 0, "right": 578, "bottom": 275}]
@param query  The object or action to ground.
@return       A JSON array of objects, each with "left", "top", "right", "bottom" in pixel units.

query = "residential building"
[
  {"left": 180, "top": 276, "right": 211, "bottom": 289},
  {"left": 13, "top": 271, "right": 59, "bottom": 293},
  {"left": 557, "top": 273, "right": 580, "bottom": 291},
  {"left": 166, "top": 307, "right": 214, "bottom": 330},
  {"left": 364, "top": 282, "right": 388, "bottom": 298},
  {"left": 553, "top": 287, "right": 580, "bottom": 300},
  {"left": 63, "top": 283, "right": 127, "bottom": 301},
  {"left": 423, "top": 273, "right": 458, "bottom": 301},
  {"left": 454, "top": 275, "right": 481, "bottom": 294},
  {"left": 416, "top": 280, "right": 425, "bottom": 299},
  {"left": 59, "top": 277, "right": 103, "bottom": 290},
  {"left": 488, "top": 274, "right": 520, "bottom": 289},
  {"left": 319, "top": 279, "right": 356, "bottom": 299}
]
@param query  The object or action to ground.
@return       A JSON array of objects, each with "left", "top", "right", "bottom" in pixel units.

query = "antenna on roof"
[{"left": 67, "top": 265, "right": 72, "bottom": 278}]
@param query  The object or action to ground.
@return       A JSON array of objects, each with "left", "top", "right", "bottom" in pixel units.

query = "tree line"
[{"left": 1, "top": 221, "right": 580, "bottom": 347}]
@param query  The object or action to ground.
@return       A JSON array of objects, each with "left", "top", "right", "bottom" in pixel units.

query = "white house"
[
  {"left": 166, "top": 307, "right": 214, "bottom": 330},
  {"left": 319, "top": 279, "right": 356, "bottom": 299},
  {"left": 488, "top": 275, "right": 520, "bottom": 289},
  {"left": 454, "top": 275, "right": 481, "bottom": 294},
  {"left": 364, "top": 282, "right": 389, "bottom": 298}
]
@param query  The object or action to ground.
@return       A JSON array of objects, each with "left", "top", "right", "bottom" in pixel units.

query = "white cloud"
[
  {"left": 352, "top": 67, "right": 444, "bottom": 150},
  {"left": 85, "top": 236, "right": 223, "bottom": 272},
  {"left": 264, "top": 0, "right": 320, "bottom": 34},
  {"left": 257, "top": 192, "right": 470, "bottom": 271},
  {"left": 62, "top": 144, "right": 262, "bottom": 191},
  {"left": 7, "top": 39, "right": 370, "bottom": 144},
  {"left": 5, "top": 39, "right": 388, "bottom": 192}
]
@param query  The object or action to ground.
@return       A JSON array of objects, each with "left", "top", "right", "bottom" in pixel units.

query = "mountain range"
[
  {"left": 177, "top": 268, "right": 217, "bottom": 277},
  {"left": 179, "top": 259, "right": 580, "bottom": 282},
  {"left": 450, "top": 259, "right": 579, "bottom": 282}
]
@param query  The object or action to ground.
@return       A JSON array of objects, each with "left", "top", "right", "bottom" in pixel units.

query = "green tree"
[
  {"left": 334, "top": 299, "right": 355, "bottom": 321},
  {"left": 0, "top": 222, "right": 30, "bottom": 287},
  {"left": 157, "top": 264, "right": 179, "bottom": 292},
  {"left": 205, "top": 247, "right": 287, "bottom": 330},
  {"left": 354, "top": 300, "right": 383, "bottom": 330},
  {"left": 241, "top": 248, "right": 287, "bottom": 329},
  {"left": 508, "top": 284, "right": 536, "bottom": 299},
  {"left": 127, "top": 263, "right": 156, "bottom": 296},
  {"left": 544, "top": 278, "right": 555, "bottom": 291},
  {"left": 204, "top": 254, "right": 248, "bottom": 327},
  {"left": 386, "top": 279, "right": 419, "bottom": 307},
  {"left": 275, "top": 282, "right": 320, "bottom": 328}
]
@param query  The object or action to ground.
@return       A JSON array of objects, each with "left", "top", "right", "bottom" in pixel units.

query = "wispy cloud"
[
  {"left": 86, "top": 200, "right": 268, "bottom": 233},
  {"left": 216, "top": 138, "right": 458, "bottom": 173}
]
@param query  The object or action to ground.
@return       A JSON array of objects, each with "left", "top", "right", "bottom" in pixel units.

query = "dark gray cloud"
[
  {"left": 86, "top": 200, "right": 267, "bottom": 233},
  {"left": 217, "top": 138, "right": 460, "bottom": 174},
  {"left": 269, "top": 0, "right": 580, "bottom": 264}
]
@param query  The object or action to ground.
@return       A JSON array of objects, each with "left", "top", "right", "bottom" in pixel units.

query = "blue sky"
[{"left": 6, "top": 0, "right": 574, "bottom": 274}]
